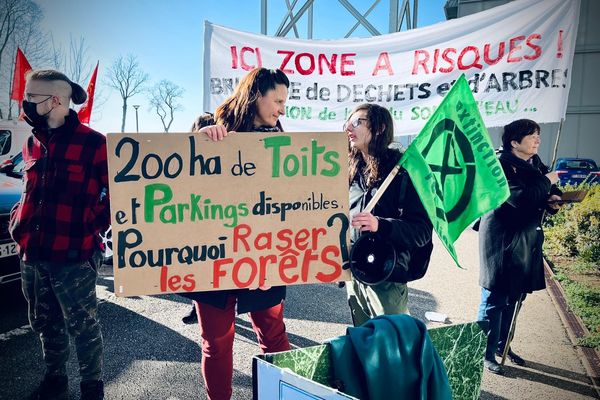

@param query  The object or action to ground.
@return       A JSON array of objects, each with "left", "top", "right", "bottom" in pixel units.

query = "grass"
[
  {"left": 552, "top": 260, "right": 600, "bottom": 349},
  {"left": 544, "top": 184, "right": 600, "bottom": 350}
]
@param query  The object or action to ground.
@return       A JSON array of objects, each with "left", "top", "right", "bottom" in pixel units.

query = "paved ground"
[
  {"left": 411, "top": 229, "right": 599, "bottom": 400},
  {"left": 0, "top": 229, "right": 598, "bottom": 399}
]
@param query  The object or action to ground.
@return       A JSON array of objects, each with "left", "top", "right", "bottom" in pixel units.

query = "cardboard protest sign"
[
  {"left": 107, "top": 132, "right": 350, "bottom": 297},
  {"left": 204, "top": 0, "right": 580, "bottom": 135}
]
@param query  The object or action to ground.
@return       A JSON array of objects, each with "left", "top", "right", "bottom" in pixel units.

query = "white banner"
[{"left": 203, "top": 0, "right": 579, "bottom": 136}]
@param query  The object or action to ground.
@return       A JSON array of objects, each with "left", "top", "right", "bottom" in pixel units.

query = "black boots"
[
  {"left": 31, "top": 375, "right": 103, "bottom": 400},
  {"left": 80, "top": 379, "right": 104, "bottom": 400},
  {"left": 496, "top": 349, "right": 526, "bottom": 366},
  {"left": 30, "top": 374, "right": 68, "bottom": 400},
  {"left": 484, "top": 359, "right": 504, "bottom": 375},
  {"left": 182, "top": 304, "right": 198, "bottom": 324}
]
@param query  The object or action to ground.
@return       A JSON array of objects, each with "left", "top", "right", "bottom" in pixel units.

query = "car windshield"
[
  {"left": 11, "top": 153, "right": 25, "bottom": 175},
  {"left": 558, "top": 160, "right": 597, "bottom": 170}
]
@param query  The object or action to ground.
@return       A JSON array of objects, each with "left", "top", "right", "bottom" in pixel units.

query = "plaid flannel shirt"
[{"left": 9, "top": 110, "right": 110, "bottom": 263}]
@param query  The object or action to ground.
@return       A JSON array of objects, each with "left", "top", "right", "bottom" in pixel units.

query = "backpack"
[
  {"left": 396, "top": 238, "right": 433, "bottom": 282},
  {"left": 391, "top": 170, "right": 433, "bottom": 283}
]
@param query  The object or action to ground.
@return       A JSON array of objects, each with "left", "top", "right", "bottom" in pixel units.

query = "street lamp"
[{"left": 133, "top": 105, "right": 140, "bottom": 133}]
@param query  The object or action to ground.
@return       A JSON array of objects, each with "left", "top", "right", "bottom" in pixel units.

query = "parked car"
[
  {"left": 555, "top": 158, "right": 599, "bottom": 186},
  {"left": 0, "top": 153, "right": 112, "bottom": 288},
  {"left": 0, "top": 152, "right": 25, "bottom": 286},
  {"left": 0, "top": 119, "right": 31, "bottom": 163}
]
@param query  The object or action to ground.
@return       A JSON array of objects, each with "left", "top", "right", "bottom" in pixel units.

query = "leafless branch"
[
  {"left": 148, "top": 79, "right": 184, "bottom": 132},
  {"left": 105, "top": 54, "right": 149, "bottom": 132}
]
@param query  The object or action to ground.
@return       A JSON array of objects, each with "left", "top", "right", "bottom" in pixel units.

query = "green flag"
[{"left": 401, "top": 75, "right": 509, "bottom": 266}]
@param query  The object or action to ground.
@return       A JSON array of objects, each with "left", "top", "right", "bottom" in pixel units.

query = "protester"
[
  {"left": 180, "top": 113, "right": 217, "bottom": 326},
  {"left": 477, "top": 119, "right": 562, "bottom": 375},
  {"left": 187, "top": 67, "right": 291, "bottom": 400},
  {"left": 345, "top": 103, "right": 432, "bottom": 327},
  {"left": 9, "top": 70, "right": 109, "bottom": 400}
]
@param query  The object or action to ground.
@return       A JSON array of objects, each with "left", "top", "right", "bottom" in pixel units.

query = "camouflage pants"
[
  {"left": 21, "top": 252, "right": 103, "bottom": 381},
  {"left": 346, "top": 277, "right": 409, "bottom": 327}
]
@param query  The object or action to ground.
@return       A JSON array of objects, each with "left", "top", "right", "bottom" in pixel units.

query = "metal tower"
[{"left": 261, "top": 0, "right": 419, "bottom": 38}]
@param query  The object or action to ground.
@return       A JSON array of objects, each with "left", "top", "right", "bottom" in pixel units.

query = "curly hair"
[
  {"left": 348, "top": 103, "right": 396, "bottom": 188},
  {"left": 214, "top": 68, "right": 289, "bottom": 132}
]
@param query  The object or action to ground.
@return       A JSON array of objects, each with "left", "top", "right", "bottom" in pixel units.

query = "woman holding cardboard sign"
[
  {"left": 477, "top": 119, "right": 562, "bottom": 375},
  {"left": 345, "top": 103, "right": 433, "bottom": 327},
  {"left": 188, "top": 68, "right": 291, "bottom": 400}
]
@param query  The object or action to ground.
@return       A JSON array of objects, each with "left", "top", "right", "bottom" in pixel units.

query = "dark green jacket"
[{"left": 329, "top": 314, "right": 452, "bottom": 399}]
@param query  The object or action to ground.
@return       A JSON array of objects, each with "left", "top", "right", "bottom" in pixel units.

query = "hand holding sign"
[{"left": 200, "top": 124, "right": 230, "bottom": 141}]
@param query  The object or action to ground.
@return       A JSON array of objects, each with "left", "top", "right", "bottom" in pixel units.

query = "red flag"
[
  {"left": 78, "top": 61, "right": 99, "bottom": 124},
  {"left": 10, "top": 47, "right": 32, "bottom": 102}
]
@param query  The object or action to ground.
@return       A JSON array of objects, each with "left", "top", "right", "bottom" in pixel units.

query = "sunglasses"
[{"left": 343, "top": 117, "right": 368, "bottom": 131}]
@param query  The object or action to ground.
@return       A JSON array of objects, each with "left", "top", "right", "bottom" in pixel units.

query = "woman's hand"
[
  {"left": 199, "top": 124, "right": 231, "bottom": 141},
  {"left": 545, "top": 171, "right": 559, "bottom": 185},
  {"left": 352, "top": 212, "right": 379, "bottom": 232},
  {"left": 548, "top": 194, "right": 562, "bottom": 210}
]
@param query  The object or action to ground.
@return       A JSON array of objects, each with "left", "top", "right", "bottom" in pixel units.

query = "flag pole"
[
  {"left": 363, "top": 163, "right": 403, "bottom": 213},
  {"left": 500, "top": 294, "right": 524, "bottom": 366},
  {"left": 549, "top": 118, "right": 564, "bottom": 170}
]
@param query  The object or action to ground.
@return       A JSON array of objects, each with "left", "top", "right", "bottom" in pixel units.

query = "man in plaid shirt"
[{"left": 9, "top": 69, "right": 109, "bottom": 400}]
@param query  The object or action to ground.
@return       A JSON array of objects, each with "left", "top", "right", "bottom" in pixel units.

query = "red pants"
[{"left": 195, "top": 297, "right": 290, "bottom": 400}]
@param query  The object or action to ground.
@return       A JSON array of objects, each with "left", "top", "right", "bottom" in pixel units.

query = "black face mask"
[{"left": 22, "top": 97, "right": 53, "bottom": 128}]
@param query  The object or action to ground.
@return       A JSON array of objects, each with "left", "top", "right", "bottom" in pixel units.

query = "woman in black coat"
[{"left": 477, "top": 119, "right": 561, "bottom": 375}]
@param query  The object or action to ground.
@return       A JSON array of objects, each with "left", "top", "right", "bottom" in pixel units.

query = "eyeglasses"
[
  {"left": 343, "top": 117, "right": 368, "bottom": 131},
  {"left": 25, "top": 93, "right": 53, "bottom": 103}
]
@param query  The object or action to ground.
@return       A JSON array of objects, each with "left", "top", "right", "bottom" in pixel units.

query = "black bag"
[
  {"left": 349, "top": 168, "right": 434, "bottom": 285},
  {"left": 401, "top": 239, "right": 433, "bottom": 282},
  {"left": 390, "top": 171, "right": 433, "bottom": 283}
]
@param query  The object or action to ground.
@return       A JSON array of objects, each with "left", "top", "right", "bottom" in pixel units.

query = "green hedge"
[{"left": 544, "top": 185, "right": 600, "bottom": 263}]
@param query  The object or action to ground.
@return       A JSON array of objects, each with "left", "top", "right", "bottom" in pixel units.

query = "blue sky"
[{"left": 37, "top": 0, "right": 448, "bottom": 134}]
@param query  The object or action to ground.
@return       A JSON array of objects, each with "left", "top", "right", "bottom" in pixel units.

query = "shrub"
[{"left": 544, "top": 184, "right": 600, "bottom": 264}]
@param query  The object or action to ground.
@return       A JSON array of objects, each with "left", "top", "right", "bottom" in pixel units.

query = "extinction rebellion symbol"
[{"left": 420, "top": 118, "right": 476, "bottom": 223}]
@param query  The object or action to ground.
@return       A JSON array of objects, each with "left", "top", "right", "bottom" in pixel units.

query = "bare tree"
[
  {"left": 4, "top": 11, "right": 50, "bottom": 119},
  {"left": 105, "top": 54, "right": 149, "bottom": 132},
  {"left": 49, "top": 33, "right": 63, "bottom": 70},
  {"left": 47, "top": 34, "right": 108, "bottom": 123},
  {"left": 67, "top": 35, "right": 91, "bottom": 84},
  {"left": 0, "top": 0, "right": 46, "bottom": 119},
  {"left": 0, "top": 0, "right": 34, "bottom": 76},
  {"left": 49, "top": 34, "right": 92, "bottom": 85},
  {"left": 148, "top": 80, "right": 184, "bottom": 133}
]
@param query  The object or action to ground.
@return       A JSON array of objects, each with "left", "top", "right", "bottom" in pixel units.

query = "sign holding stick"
[{"left": 107, "top": 131, "right": 350, "bottom": 297}]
